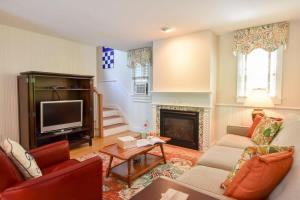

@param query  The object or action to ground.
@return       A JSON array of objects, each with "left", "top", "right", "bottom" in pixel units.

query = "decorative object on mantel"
[
  {"left": 102, "top": 47, "right": 114, "bottom": 69},
  {"left": 127, "top": 47, "right": 152, "bottom": 68},
  {"left": 244, "top": 88, "right": 274, "bottom": 120},
  {"left": 233, "top": 21, "right": 289, "bottom": 55}
]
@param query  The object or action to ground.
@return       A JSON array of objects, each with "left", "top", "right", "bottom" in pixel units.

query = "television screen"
[{"left": 40, "top": 100, "right": 83, "bottom": 133}]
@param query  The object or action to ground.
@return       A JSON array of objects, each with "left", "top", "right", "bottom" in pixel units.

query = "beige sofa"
[{"left": 176, "top": 118, "right": 300, "bottom": 200}]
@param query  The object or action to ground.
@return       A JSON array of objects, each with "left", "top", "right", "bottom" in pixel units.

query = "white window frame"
[
  {"left": 236, "top": 48, "right": 283, "bottom": 104},
  {"left": 131, "top": 63, "right": 152, "bottom": 102}
]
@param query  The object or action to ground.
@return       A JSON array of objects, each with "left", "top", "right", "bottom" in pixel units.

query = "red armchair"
[{"left": 0, "top": 140, "right": 102, "bottom": 200}]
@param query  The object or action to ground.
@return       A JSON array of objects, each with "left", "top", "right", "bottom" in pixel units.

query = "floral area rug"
[{"left": 77, "top": 144, "right": 201, "bottom": 200}]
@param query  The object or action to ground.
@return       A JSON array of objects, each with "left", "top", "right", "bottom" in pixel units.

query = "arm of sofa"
[
  {"left": 29, "top": 140, "right": 70, "bottom": 169},
  {"left": 227, "top": 126, "right": 249, "bottom": 137},
  {"left": 1, "top": 157, "right": 102, "bottom": 200}
]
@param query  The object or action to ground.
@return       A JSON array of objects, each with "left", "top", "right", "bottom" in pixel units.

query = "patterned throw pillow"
[
  {"left": 221, "top": 145, "right": 294, "bottom": 189},
  {"left": 251, "top": 117, "right": 283, "bottom": 145},
  {"left": 1, "top": 138, "right": 42, "bottom": 179}
]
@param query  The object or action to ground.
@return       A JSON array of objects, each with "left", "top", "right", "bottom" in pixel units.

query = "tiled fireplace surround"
[{"left": 152, "top": 93, "right": 214, "bottom": 151}]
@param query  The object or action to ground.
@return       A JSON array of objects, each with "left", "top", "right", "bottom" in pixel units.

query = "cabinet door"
[
  {"left": 18, "top": 75, "right": 31, "bottom": 149},
  {"left": 28, "top": 75, "right": 37, "bottom": 149}
]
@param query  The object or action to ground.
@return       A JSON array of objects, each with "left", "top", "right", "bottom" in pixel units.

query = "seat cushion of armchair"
[
  {"left": 42, "top": 159, "right": 80, "bottom": 175},
  {"left": 0, "top": 150, "right": 24, "bottom": 192},
  {"left": 216, "top": 134, "right": 256, "bottom": 149},
  {"left": 177, "top": 165, "right": 229, "bottom": 195},
  {"left": 197, "top": 145, "right": 243, "bottom": 171}
]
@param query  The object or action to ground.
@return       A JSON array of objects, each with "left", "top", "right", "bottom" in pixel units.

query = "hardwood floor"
[{"left": 70, "top": 131, "right": 139, "bottom": 159}]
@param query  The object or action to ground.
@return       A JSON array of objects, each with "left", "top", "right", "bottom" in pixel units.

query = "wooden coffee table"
[
  {"left": 100, "top": 136, "right": 171, "bottom": 187},
  {"left": 130, "top": 177, "right": 219, "bottom": 200}
]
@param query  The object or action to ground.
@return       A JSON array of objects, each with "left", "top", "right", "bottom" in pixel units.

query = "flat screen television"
[{"left": 40, "top": 100, "right": 83, "bottom": 133}]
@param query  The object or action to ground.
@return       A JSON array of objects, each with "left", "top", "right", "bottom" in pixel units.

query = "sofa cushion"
[
  {"left": 197, "top": 145, "right": 243, "bottom": 171},
  {"left": 216, "top": 134, "right": 256, "bottom": 149},
  {"left": 268, "top": 117, "right": 300, "bottom": 200},
  {"left": 246, "top": 115, "right": 263, "bottom": 138},
  {"left": 221, "top": 145, "right": 294, "bottom": 189},
  {"left": 224, "top": 150, "right": 293, "bottom": 200},
  {"left": 177, "top": 165, "right": 230, "bottom": 195},
  {"left": 271, "top": 118, "right": 300, "bottom": 147},
  {"left": 42, "top": 159, "right": 80, "bottom": 175},
  {"left": 251, "top": 117, "right": 282, "bottom": 145}
]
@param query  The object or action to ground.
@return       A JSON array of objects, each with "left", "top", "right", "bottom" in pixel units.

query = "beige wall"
[
  {"left": 0, "top": 24, "right": 97, "bottom": 141},
  {"left": 215, "top": 21, "right": 300, "bottom": 140},
  {"left": 153, "top": 31, "right": 216, "bottom": 92},
  {"left": 216, "top": 20, "right": 300, "bottom": 107},
  {"left": 216, "top": 32, "right": 237, "bottom": 104},
  {"left": 152, "top": 31, "right": 218, "bottom": 147}
]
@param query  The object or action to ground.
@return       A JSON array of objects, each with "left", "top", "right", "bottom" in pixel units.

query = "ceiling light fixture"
[{"left": 161, "top": 27, "right": 174, "bottom": 33}]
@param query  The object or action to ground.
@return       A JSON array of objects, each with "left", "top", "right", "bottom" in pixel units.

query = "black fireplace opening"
[{"left": 160, "top": 109, "right": 199, "bottom": 150}]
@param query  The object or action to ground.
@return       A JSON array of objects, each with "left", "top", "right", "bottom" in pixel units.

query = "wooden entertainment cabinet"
[{"left": 18, "top": 71, "right": 94, "bottom": 150}]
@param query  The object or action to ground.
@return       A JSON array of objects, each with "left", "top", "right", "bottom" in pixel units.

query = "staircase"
[
  {"left": 93, "top": 88, "right": 129, "bottom": 137},
  {"left": 103, "top": 107, "right": 129, "bottom": 137}
]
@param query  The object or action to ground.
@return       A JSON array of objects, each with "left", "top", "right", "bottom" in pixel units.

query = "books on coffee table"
[
  {"left": 117, "top": 136, "right": 166, "bottom": 149},
  {"left": 116, "top": 136, "right": 137, "bottom": 149},
  {"left": 136, "top": 137, "right": 165, "bottom": 147}
]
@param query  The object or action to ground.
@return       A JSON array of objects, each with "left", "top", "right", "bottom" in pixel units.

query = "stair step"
[
  {"left": 103, "top": 115, "right": 124, "bottom": 126},
  {"left": 103, "top": 108, "right": 119, "bottom": 117},
  {"left": 103, "top": 107, "right": 115, "bottom": 111},
  {"left": 103, "top": 123, "right": 129, "bottom": 137},
  {"left": 104, "top": 115, "right": 121, "bottom": 120},
  {"left": 104, "top": 123, "right": 128, "bottom": 130}
]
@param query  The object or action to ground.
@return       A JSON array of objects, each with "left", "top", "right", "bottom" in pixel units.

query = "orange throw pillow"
[
  {"left": 224, "top": 150, "right": 294, "bottom": 200},
  {"left": 246, "top": 115, "right": 263, "bottom": 138}
]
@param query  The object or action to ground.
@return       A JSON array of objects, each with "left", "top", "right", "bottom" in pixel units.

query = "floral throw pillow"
[
  {"left": 1, "top": 138, "right": 42, "bottom": 179},
  {"left": 251, "top": 117, "right": 283, "bottom": 145},
  {"left": 221, "top": 145, "right": 294, "bottom": 189}
]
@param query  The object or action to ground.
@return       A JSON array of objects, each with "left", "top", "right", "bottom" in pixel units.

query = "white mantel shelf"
[
  {"left": 151, "top": 91, "right": 212, "bottom": 94},
  {"left": 151, "top": 102, "right": 213, "bottom": 109}
]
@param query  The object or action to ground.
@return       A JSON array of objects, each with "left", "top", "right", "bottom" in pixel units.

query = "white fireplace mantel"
[
  {"left": 151, "top": 91, "right": 212, "bottom": 94},
  {"left": 151, "top": 91, "right": 213, "bottom": 108}
]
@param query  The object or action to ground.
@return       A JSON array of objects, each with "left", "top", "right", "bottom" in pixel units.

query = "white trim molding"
[
  {"left": 151, "top": 91, "right": 212, "bottom": 94},
  {"left": 131, "top": 94, "right": 152, "bottom": 103},
  {"left": 215, "top": 103, "right": 300, "bottom": 142},
  {"left": 216, "top": 103, "right": 300, "bottom": 111}
]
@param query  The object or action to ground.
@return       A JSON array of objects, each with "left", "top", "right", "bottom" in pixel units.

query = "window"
[
  {"left": 132, "top": 63, "right": 150, "bottom": 95},
  {"left": 237, "top": 48, "right": 283, "bottom": 103}
]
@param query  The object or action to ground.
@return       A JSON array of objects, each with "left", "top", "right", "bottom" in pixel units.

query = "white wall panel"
[{"left": 215, "top": 105, "right": 300, "bottom": 141}]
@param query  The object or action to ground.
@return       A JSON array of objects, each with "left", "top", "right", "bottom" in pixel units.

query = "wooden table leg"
[
  {"left": 106, "top": 156, "right": 113, "bottom": 177},
  {"left": 127, "top": 159, "right": 132, "bottom": 187},
  {"left": 160, "top": 144, "right": 167, "bottom": 164}
]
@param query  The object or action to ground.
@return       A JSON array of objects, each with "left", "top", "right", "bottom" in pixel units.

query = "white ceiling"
[{"left": 0, "top": 0, "right": 300, "bottom": 50}]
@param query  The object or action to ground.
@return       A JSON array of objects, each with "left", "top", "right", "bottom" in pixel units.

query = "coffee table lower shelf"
[{"left": 110, "top": 154, "right": 164, "bottom": 187}]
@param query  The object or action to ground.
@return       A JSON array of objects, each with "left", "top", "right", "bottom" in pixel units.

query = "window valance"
[
  {"left": 127, "top": 47, "right": 152, "bottom": 68},
  {"left": 233, "top": 22, "right": 289, "bottom": 55}
]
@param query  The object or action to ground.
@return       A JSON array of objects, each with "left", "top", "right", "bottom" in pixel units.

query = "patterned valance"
[
  {"left": 233, "top": 22, "right": 289, "bottom": 55},
  {"left": 127, "top": 47, "right": 152, "bottom": 68}
]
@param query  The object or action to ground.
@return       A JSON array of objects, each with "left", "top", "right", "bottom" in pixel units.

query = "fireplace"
[{"left": 160, "top": 109, "right": 199, "bottom": 150}]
